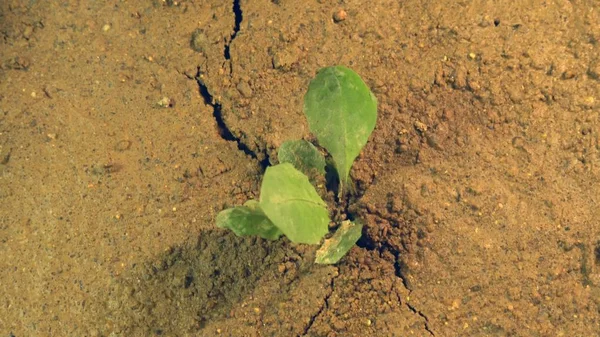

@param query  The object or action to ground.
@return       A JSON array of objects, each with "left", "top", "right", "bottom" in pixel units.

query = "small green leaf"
[
  {"left": 303, "top": 66, "right": 377, "bottom": 190},
  {"left": 260, "top": 163, "right": 330, "bottom": 244},
  {"left": 278, "top": 140, "right": 326, "bottom": 176},
  {"left": 216, "top": 200, "right": 282, "bottom": 240},
  {"left": 315, "top": 220, "right": 363, "bottom": 264}
]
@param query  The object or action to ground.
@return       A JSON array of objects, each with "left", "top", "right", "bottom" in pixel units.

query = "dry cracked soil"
[{"left": 2, "top": 0, "right": 600, "bottom": 336}]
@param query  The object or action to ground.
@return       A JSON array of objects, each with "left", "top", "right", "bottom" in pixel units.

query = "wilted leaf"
[
  {"left": 303, "top": 66, "right": 377, "bottom": 191},
  {"left": 216, "top": 200, "right": 282, "bottom": 240},
  {"left": 260, "top": 163, "right": 330, "bottom": 244},
  {"left": 315, "top": 220, "right": 363, "bottom": 264},
  {"left": 278, "top": 140, "right": 326, "bottom": 177}
]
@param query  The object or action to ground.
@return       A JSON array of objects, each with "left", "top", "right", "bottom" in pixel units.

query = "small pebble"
[
  {"left": 156, "top": 97, "right": 173, "bottom": 108},
  {"left": 23, "top": 26, "right": 34, "bottom": 39},
  {"left": 114, "top": 140, "right": 132, "bottom": 152},
  {"left": 190, "top": 29, "right": 208, "bottom": 53},
  {"left": 333, "top": 9, "right": 347, "bottom": 23},
  {"left": 414, "top": 120, "right": 428, "bottom": 133},
  {"left": 236, "top": 81, "right": 253, "bottom": 98}
]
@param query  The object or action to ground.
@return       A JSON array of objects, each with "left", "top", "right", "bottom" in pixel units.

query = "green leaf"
[
  {"left": 303, "top": 66, "right": 377, "bottom": 190},
  {"left": 216, "top": 200, "right": 282, "bottom": 240},
  {"left": 260, "top": 163, "right": 330, "bottom": 244},
  {"left": 315, "top": 220, "right": 363, "bottom": 264},
  {"left": 278, "top": 140, "right": 326, "bottom": 176}
]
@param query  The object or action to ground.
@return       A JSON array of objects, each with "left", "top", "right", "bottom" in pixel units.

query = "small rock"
[
  {"left": 114, "top": 140, "right": 132, "bottom": 152},
  {"left": 272, "top": 48, "right": 299, "bottom": 69},
  {"left": 190, "top": 29, "right": 209, "bottom": 53},
  {"left": 479, "top": 15, "right": 492, "bottom": 27},
  {"left": 414, "top": 120, "right": 428, "bottom": 133},
  {"left": 506, "top": 85, "right": 523, "bottom": 103},
  {"left": 22, "top": 26, "right": 34, "bottom": 39},
  {"left": 562, "top": 70, "right": 576, "bottom": 80},
  {"left": 236, "top": 81, "right": 253, "bottom": 98},
  {"left": 333, "top": 9, "right": 347, "bottom": 23},
  {"left": 156, "top": 97, "right": 174, "bottom": 108},
  {"left": 426, "top": 133, "right": 443, "bottom": 150}
]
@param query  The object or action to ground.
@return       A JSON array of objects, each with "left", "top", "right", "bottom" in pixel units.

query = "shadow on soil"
[
  {"left": 101, "top": 230, "right": 338, "bottom": 336},
  {"left": 102, "top": 231, "right": 281, "bottom": 334}
]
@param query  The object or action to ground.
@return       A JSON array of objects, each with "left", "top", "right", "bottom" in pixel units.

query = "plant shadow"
[{"left": 100, "top": 230, "right": 335, "bottom": 336}]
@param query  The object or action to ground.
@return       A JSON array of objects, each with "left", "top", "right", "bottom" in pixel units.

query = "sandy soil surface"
[{"left": 1, "top": 1, "right": 600, "bottom": 336}]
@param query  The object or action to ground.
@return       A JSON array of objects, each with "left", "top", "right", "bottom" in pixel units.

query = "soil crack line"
[
  {"left": 195, "top": 68, "right": 262, "bottom": 162},
  {"left": 355, "top": 208, "right": 435, "bottom": 336},
  {"left": 194, "top": 2, "right": 270, "bottom": 168},
  {"left": 223, "top": 0, "right": 243, "bottom": 69},
  {"left": 394, "top": 251, "right": 434, "bottom": 336},
  {"left": 406, "top": 297, "right": 434, "bottom": 336},
  {"left": 301, "top": 269, "right": 339, "bottom": 336}
]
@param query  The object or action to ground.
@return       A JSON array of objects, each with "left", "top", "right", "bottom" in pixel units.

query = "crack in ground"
[
  {"left": 356, "top": 213, "right": 435, "bottom": 336},
  {"left": 194, "top": 1, "right": 269, "bottom": 169},
  {"left": 393, "top": 250, "right": 435, "bottom": 336},
  {"left": 224, "top": 0, "right": 242, "bottom": 61},
  {"left": 222, "top": 0, "right": 243, "bottom": 75},
  {"left": 301, "top": 270, "right": 339, "bottom": 336},
  {"left": 406, "top": 300, "right": 435, "bottom": 336},
  {"left": 195, "top": 67, "right": 267, "bottom": 168}
]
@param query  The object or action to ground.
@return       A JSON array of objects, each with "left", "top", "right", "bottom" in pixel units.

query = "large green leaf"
[
  {"left": 303, "top": 66, "right": 377, "bottom": 190},
  {"left": 315, "top": 220, "right": 363, "bottom": 264},
  {"left": 278, "top": 140, "right": 326, "bottom": 177},
  {"left": 216, "top": 200, "right": 282, "bottom": 240},
  {"left": 260, "top": 163, "right": 330, "bottom": 244}
]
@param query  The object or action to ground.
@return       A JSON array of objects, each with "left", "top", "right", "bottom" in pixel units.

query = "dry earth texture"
[{"left": 1, "top": 0, "right": 600, "bottom": 336}]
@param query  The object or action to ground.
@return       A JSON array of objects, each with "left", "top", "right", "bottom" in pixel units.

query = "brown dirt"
[{"left": 2, "top": 0, "right": 600, "bottom": 336}]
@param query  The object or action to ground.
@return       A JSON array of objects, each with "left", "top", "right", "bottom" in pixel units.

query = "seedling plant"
[{"left": 216, "top": 66, "right": 377, "bottom": 264}]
